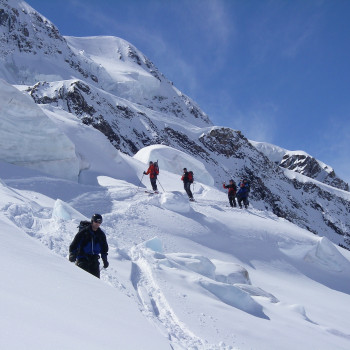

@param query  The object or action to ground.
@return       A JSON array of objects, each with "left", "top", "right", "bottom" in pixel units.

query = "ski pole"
[
  {"left": 157, "top": 178, "right": 165, "bottom": 192},
  {"left": 136, "top": 173, "right": 144, "bottom": 192}
]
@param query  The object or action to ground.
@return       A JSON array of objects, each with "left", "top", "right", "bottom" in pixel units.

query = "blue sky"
[{"left": 26, "top": 0, "right": 350, "bottom": 183}]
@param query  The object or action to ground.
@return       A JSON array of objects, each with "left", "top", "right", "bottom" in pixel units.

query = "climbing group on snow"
[
  {"left": 142, "top": 159, "right": 251, "bottom": 208},
  {"left": 68, "top": 163, "right": 251, "bottom": 278},
  {"left": 223, "top": 178, "right": 250, "bottom": 209}
]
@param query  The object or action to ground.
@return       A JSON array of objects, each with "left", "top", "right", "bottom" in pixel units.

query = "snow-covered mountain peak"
[
  {"left": 249, "top": 140, "right": 288, "bottom": 163},
  {"left": 64, "top": 35, "right": 212, "bottom": 126},
  {"left": 0, "top": 0, "right": 211, "bottom": 127},
  {"left": 0, "top": 0, "right": 101, "bottom": 85},
  {"left": 251, "top": 140, "right": 348, "bottom": 191}
]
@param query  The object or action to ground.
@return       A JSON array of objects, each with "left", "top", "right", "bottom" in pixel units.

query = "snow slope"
[
  {"left": 1, "top": 118, "right": 350, "bottom": 349},
  {"left": 0, "top": 194, "right": 169, "bottom": 350}
]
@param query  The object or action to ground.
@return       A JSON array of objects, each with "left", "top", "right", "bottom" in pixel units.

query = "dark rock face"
[
  {"left": 280, "top": 153, "right": 349, "bottom": 191},
  {"left": 199, "top": 128, "right": 252, "bottom": 159}
]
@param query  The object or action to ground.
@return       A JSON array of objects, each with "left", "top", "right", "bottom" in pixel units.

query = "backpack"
[
  {"left": 188, "top": 171, "right": 194, "bottom": 183},
  {"left": 77, "top": 220, "right": 90, "bottom": 232},
  {"left": 154, "top": 160, "right": 159, "bottom": 175}
]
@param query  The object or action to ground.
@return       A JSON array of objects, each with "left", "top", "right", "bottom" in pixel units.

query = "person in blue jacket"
[
  {"left": 69, "top": 214, "right": 109, "bottom": 278},
  {"left": 236, "top": 179, "right": 250, "bottom": 209}
]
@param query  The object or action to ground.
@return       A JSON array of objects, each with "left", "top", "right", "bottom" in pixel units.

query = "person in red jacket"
[
  {"left": 223, "top": 179, "right": 237, "bottom": 207},
  {"left": 144, "top": 161, "right": 159, "bottom": 192}
]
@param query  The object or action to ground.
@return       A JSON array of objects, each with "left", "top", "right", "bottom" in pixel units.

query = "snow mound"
[
  {"left": 160, "top": 191, "right": 191, "bottom": 213},
  {"left": 52, "top": 199, "right": 84, "bottom": 221},
  {"left": 305, "top": 237, "right": 350, "bottom": 272},
  {"left": 0, "top": 80, "right": 79, "bottom": 181},
  {"left": 167, "top": 253, "right": 216, "bottom": 279},
  {"left": 133, "top": 144, "right": 214, "bottom": 186},
  {"left": 199, "top": 280, "right": 267, "bottom": 318},
  {"left": 235, "top": 284, "right": 280, "bottom": 303},
  {"left": 212, "top": 259, "right": 251, "bottom": 285},
  {"left": 144, "top": 237, "right": 163, "bottom": 253}
]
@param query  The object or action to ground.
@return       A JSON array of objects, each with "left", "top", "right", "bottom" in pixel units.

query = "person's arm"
[
  {"left": 69, "top": 231, "right": 83, "bottom": 261},
  {"left": 144, "top": 167, "right": 150, "bottom": 175},
  {"left": 223, "top": 183, "right": 228, "bottom": 189},
  {"left": 100, "top": 232, "right": 109, "bottom": 268}
]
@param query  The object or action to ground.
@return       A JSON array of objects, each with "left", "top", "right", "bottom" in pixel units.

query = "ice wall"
[{"left": 0, "top": 80, "right": 79, "bottom": 181}]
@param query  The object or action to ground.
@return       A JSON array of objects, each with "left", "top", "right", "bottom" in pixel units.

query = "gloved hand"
[
  {"left": 143, "top": 171, "right": 146, "bottom": 175},
  {"left": 102, "top": 259, "right": 109, "bottom": 269},
  {"left": 69, "top": 253, "right": 76, "bottom": 262}
]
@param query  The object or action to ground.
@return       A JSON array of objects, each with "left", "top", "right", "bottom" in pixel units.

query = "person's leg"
[
  {"left": 185, "top": 182, "right": 193, "bottom": 199},
  {"left": 89, "top": 259, "right": 101, "bottom": 278},
  {"left": 243, "top": 197, "right": 249, "bottom": 209},
  {"left": 151, "top": 178, "right": 158, "bottom": 191},
  {"left": 77, "top": 258, "right": 100, "bottom": 278},
  {"left": 237, "top": 197, "right": 243, "bottom": 208},
  {"left": 229, "top": 196, "right": 233, "bottom": 207},
  {"left": 76, "top": 259, "right": 90, "bottom": 274}
]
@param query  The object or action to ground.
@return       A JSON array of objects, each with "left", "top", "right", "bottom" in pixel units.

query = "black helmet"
[
  {"left": 229, "top": 179, "right": 234, "bottom": 183},
  {"left": 91, "top": 213, "right": 103, "bottom": 223},
  {"left": 149, "top": 161, "right": 153, "bottom": 165},
  {"left": 183, "top": 168, "right": 187, "bottom": 171}
]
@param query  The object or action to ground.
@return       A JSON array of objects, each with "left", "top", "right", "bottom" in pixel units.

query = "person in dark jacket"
[
  {"left": 236, "top": 179, "right": 250, "bottom": 209},
  {"left": 223, "top": 179, "right": 237, "bottom": 207},
  {"left": 181, "top": 168, "right": 194, "bottom": 201},
  {"left": 144, "top": 161, "right": 159, "bottom": 192},
  {"left": 69, "top": 213, "right": 109, "bottom": 278}
]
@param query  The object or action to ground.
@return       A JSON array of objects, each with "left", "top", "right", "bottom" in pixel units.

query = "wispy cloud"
[
  {"left": 192, "top": 0, "right": 234, "bottom": 47},
  {"left": 185, "top": 0, "right": 235, "bottom": 69},
  {"left": 226, "top": 101, "right": 279, "bottom": 143}
]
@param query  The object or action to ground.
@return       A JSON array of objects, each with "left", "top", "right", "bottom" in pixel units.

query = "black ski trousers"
[
  {"left": 237, "top": 196, "right": 249, "bottom": 209},
  {"left": 228, "top": 195, "right": 237, "bottom": 207},
  {"left": 184, "top": 182, "right": 193, "bottom": 199},
  {"left": 150, "top": 178, "right": 158, "bottom": 191},
  {"left": 76, "top": 255, "right": 100, "bottom": 278}
]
